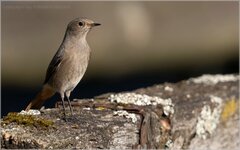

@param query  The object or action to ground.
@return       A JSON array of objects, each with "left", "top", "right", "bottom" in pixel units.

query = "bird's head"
[{"left": 67, "top": 18, "right": 101, "bottom": 37}]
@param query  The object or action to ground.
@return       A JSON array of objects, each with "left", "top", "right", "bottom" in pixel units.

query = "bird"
[{"left": 25, "top": 18, "right": 101, "bottom": 118}]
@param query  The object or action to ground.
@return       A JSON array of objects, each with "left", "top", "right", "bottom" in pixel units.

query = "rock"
[{"left": 1, "top": 74, "right": 239, "bottom": 149}]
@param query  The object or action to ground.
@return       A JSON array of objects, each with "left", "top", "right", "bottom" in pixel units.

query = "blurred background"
[{"left": 1, "top": 1, "right": 239, "bottom": 116}]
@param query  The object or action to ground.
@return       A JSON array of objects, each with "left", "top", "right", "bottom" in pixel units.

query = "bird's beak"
[{"left": 92, "top": 23, "right": 101, "bottom": 27}]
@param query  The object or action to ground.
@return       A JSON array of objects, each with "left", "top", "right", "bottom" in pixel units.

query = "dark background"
[{"left": 1, "top": 1, "right": 239, "bottom": 116}]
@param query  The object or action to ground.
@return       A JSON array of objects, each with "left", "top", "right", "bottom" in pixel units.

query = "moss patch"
[{"left": 1, "top": 112, "right": 53, "bottom": 128}]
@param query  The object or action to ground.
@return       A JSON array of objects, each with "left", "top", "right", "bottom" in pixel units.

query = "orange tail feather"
[{"left": 25, "top": 85, "right": 55, "bottom": 111}]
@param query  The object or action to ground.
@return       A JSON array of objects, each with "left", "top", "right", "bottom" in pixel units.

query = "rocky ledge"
[{"left": 1, "top": 74, "right": 239, "bottom": 149}]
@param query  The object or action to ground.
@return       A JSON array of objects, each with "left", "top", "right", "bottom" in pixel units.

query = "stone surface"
[
  {"left": 1, "top": 74, "right": 239, "bottom": 149},
  {"left": 1, "top": 108, "right": 140, "bottom": 149}
]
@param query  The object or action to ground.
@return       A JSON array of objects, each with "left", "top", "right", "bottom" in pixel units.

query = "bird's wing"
[{"left": 44, "top": 45, "right": 65, "bottom": 84}]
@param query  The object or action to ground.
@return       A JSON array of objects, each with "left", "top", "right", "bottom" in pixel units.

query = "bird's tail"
[{"left": 25, "top": 84, "right": 55, "bottom": 111}]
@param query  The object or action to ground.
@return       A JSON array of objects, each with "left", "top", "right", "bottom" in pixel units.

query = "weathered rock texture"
[{"left": 1, "top": 74, "right": 239, "bottom": 149}]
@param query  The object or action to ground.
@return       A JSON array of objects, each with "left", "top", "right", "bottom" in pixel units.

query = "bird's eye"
[{"left": 79, "top": 22, "right": 84, "bottom": 26}]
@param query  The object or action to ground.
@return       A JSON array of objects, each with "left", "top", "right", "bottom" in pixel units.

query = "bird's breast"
[
  {"left": 65, "top": 47, "right": 90, "bottom": 80},
  {"left": 52, "top": 46, "right": 91, "bottom": 92}
]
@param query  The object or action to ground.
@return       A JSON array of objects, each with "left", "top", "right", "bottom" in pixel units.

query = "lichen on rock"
[
  {"left": 108, "top": 92, "right": 174, "bottom": 116},
  {"left": 196, "top": 96, "right": 223, "bottom": 139}
]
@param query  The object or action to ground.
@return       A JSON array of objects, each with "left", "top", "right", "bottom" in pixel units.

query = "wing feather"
[{"left": 44, "top": 45, "right": 65, "bottom": 84}]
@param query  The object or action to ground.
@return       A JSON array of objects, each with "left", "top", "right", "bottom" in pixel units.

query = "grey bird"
[{"left": 25, "top": 18, "right": 101, "bottom": 117}]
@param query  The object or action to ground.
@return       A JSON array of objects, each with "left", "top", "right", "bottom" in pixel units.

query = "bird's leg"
[
  {"left": 60, "top": 93, "right": 67, "bottom": 119},
  {"left": 66, "top": 91, "right": 73, "bottom": 116}
]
